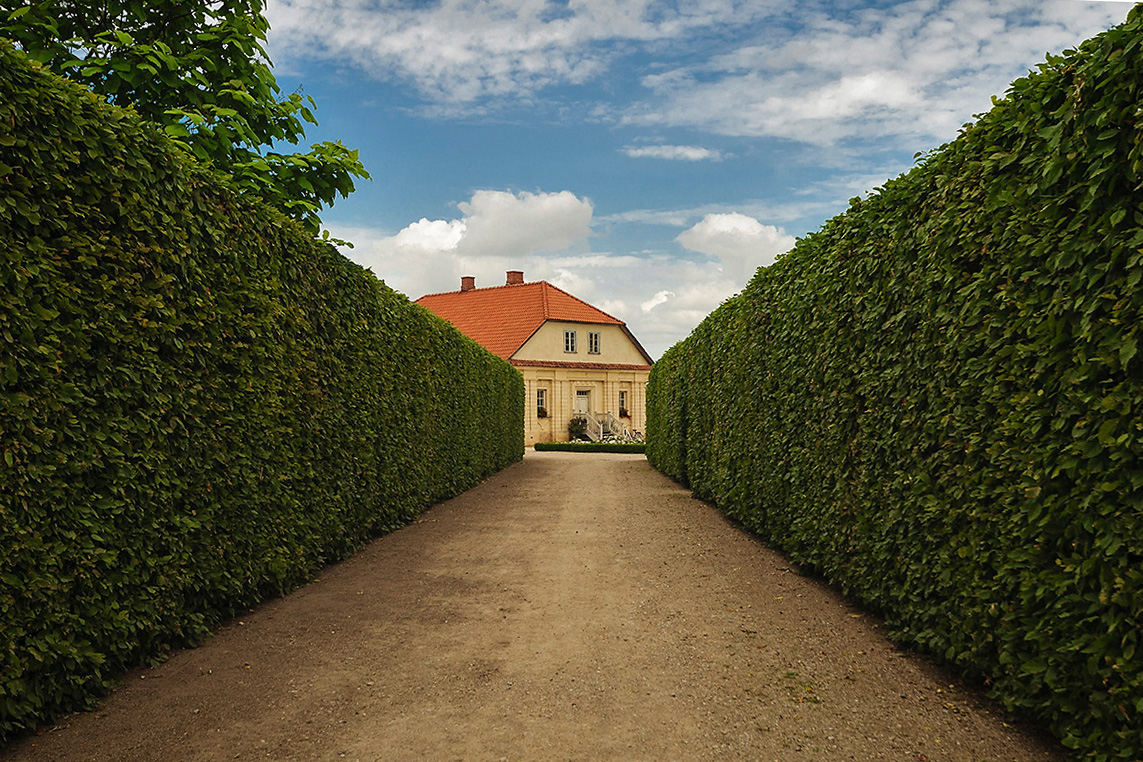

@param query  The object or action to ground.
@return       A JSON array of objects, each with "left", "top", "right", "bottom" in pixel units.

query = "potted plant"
[
  {"left": 619, "top": 408, "right": 629, "bottom": 419},
  {"left": 537, "top": 406, "right": 548, "bottom": 419},
  {"left": 568, "top": 416, "right": 588, "bottom": 440}
]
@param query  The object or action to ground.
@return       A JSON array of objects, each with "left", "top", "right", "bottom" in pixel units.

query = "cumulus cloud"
[
  {"left": 621, "top": 145, "right": 724, "bottom": 161},
  {"left": 676, "top": 212, "right": 796, "bottom": 278},
  {"left": 457, "top": 190, "right": 594, "bottom": 260},
  {"left": 390, "top": 218, "right": 466, "bottom": 251},
  {"left": 332, "top": 203, "right": 798, "bottom": 359},
  {"left": 337, "top": 189, "right": 593, "bottom": 298}
]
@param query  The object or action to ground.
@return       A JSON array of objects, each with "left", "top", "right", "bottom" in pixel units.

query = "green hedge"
[
  {"left": 534, "top": 442, "right": 646, "bottom": 454},
  {"left": 647, "top": 11, "right": 1142, "bottom": 762},
  {"left": 0, "top": 43, "right": 523, "bottom": 738}
]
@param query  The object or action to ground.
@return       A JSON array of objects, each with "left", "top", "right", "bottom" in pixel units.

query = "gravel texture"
[{"left": 1, "top": 451, "right": 1067, "bottom": 761}]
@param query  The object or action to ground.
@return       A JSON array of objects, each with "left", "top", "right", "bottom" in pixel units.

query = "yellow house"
[{"left": 416, "top": 271, "right": 654, "bottom": 446}]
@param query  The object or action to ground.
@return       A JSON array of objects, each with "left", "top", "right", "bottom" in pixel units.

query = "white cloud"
[
  {"left": 596, "top": 163, "right": 907, "bottom": 251},
  {"left": 545, "top": 253, "right": 647, "bottom": 269},
  {"left": 676, "top": 212, "right": 796, "bottom": 278},
  {"left": 532, "top": 253, "right": 759, "bottom": 360},
  {"left": 624, "top": 262, "right": 753, "bottom": 355},
  {"left": 641, "top": 290, "right": 675, "bottom": 312},
  {"left": 599, "top": 191, "right": 854, "bottom": 229},
  {"left": 622, "top": 0, "right": 1131, "bottom": 147},
  {"left": 265, "top": 0, "right": 1129, "bottom": 147},
  {"left": 391, "top": 218, "right": 466, "bottom": 251},
  {"left": 335, "top": 189, "right": 593, "bottom": 298},
  {"left": 456, "top": 189, "right": 593, "bottom": 260},
  {"left": 264, "top": 0, "right": 779, "bottom": 108},
  {"left": 621, "top": 145, "right": 724, "bottom": 161},
  {"left": 331, "top": 203, "right": 798, "bottom": 359},
  {"left": 546, "top": 268, "right": 600, "bottom": 302}
]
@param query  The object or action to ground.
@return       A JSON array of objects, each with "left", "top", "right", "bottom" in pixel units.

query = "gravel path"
[{"left": 2, "top": 451, "right": 1067, "bottom": 761}]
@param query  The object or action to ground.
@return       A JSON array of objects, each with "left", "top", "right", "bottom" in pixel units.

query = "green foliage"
[
  {"left": 0, "top": 0, "right": 370, "bottom": 235},
  {"left": 534, "top": 442, "right": 646, "bottom": 454},
  {"left": 0, "top": 43, "right": 522, "bottom": 739},
  {"left": 647, "top": 11, "right": 1143, "bottom": 762},
  {"left": 567, "top": 416, "right": 588, "bottom": 440}
]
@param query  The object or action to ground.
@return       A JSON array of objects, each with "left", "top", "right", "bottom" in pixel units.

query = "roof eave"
[{"left": 621, "top": 325, "right": 655, "bottom": 366}]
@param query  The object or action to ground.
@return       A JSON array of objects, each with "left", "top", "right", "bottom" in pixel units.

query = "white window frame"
[
  {"left": 588, "top": 331, "right": 601, "bottom": 354},
  {"left": 564, "top": 329, "right": 577, "bottom": 353},
  {"left": 536, "top": 388, "right": 547, "bottom": 416},
  {"left": 619, "top": 390, "right": 628, "bottom": 412}
]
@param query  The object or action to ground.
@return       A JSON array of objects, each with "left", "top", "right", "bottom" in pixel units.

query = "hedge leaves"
[
  {"left": 648, "top": 10, "right": 1142, "bottom": 761},
  {"left": 0, "top": 42, "right": 523, "bottom": 738}
]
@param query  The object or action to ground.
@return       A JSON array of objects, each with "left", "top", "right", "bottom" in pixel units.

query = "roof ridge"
[
  {"left": 540, "top": 281, "right": 625, "bottom": 325},
  {"left": 413, "top": 278, "right": 651, "bottom": 363},
  {"left": 416, "top": 280, "right": 540, "bottom": 300}
]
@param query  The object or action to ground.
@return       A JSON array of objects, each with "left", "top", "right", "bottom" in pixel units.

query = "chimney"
[
  {"left": 460, "top": 275, "right": 476, "bottom": 292},
  {"left": 506, "top": 270, "right": 524, "bottom": 285}
]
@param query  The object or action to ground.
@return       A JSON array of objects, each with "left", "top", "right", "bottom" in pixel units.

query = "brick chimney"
[
  {"left": 506, "top": 270, "right": 524, "bottom": 285},
  {"left": 460, "top": 275, "right": 475, "bottom": 292}
]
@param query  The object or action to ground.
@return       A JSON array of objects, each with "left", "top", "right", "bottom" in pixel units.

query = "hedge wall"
[
  {"left": 0, "top": 43, "right": 523, "bottom": 738},
  {"left": 647, "top": 11, "right": 1142, "bottom": 762},
  {"left": 533, "top": 442, "right": 646, "bottom": 454}
]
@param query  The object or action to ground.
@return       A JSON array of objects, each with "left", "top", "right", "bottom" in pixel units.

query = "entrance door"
[{"left": 574, "top": 390, "right": 591, "bottom": 415}]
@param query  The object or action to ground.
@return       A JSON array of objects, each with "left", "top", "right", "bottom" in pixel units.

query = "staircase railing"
[
  {"left": 573, "top": 411, "right": 644, "bottom": 442},
  {"left": 596, "top": 411, "right": 622, "bottom": 439},
  {"left": 579, "top": 413, "right": 604, "bottom": 441},
  {"left": 596, "top": 411, "right": 647, "bottom": 442}
]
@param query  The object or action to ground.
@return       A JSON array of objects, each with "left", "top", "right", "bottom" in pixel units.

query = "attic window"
[
  {"left": 588, "top": 331, "right": 601, "bottom": 354},
  {"left": 564, "top": 330, "right": 577, "bottom": 353}
]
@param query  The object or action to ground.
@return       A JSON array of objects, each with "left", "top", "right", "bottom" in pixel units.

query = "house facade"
[{"left": 415, "top": 271, "right": 654, "bottom": 446}]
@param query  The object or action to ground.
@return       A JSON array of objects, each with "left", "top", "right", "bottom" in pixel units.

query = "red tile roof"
[{"left": 415, "top": 280, "right": 651, "bottom": 365}]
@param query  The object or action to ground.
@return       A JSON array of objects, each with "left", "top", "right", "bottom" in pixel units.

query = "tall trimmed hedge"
[
  {"left": 0, "top": 43, "right": 523, "bottom": 738},
  {"left": 648, "top": 11, "right": 1142, "bottom": 762}
]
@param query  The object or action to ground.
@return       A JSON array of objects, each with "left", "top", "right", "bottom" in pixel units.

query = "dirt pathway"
[{"left": 2, "top": 451, "right": 1065, "bottom": 762}]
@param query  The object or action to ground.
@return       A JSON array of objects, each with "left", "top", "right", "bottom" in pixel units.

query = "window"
[
  {"left": 619, "top": 390, "right": 628, "bottom": 413},
  {"left": 536, "top": 388, "right": 548, "bottom": 418},
  {"left": 564, "top": 329, "right": 577, "bottom": 353},
  {"left": 588, "top": 331, "right": 601, "bottom": 354}
]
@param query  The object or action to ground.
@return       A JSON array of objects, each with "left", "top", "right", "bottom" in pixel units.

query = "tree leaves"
[{"left": 0, "top": 0, "right": 370, "bottom": 235}]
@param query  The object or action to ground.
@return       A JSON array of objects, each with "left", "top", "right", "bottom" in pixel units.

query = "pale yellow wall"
[
  {"left": 519, "top": 365, "right": 651, "bottom": 446},
  {"left": 512, "top": 322, "right": 648, "bottom": 366}
]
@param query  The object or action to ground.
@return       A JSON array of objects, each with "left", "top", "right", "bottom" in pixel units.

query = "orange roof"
[{"left": 415, "top": 280, "right": 651, "bottom": 364}]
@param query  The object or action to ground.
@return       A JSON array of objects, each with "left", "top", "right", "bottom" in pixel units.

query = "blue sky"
[{"left": 263, "top": 0, "right": 1134, "bottom": 359}]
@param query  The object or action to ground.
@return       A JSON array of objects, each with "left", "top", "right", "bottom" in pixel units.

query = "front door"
[{"left": 574, "top": 390, "right": 591, "bottom": 416}]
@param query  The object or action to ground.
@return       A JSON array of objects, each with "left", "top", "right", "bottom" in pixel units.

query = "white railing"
[
  {"left": 579, "top": 413, "right": 604, "bottom": 441},
  {"left": 596, "top": 411, "right": 622, "bottom": 438},
  {"left": 572, "top": 411, "right": 645, "bottom": 442}
]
